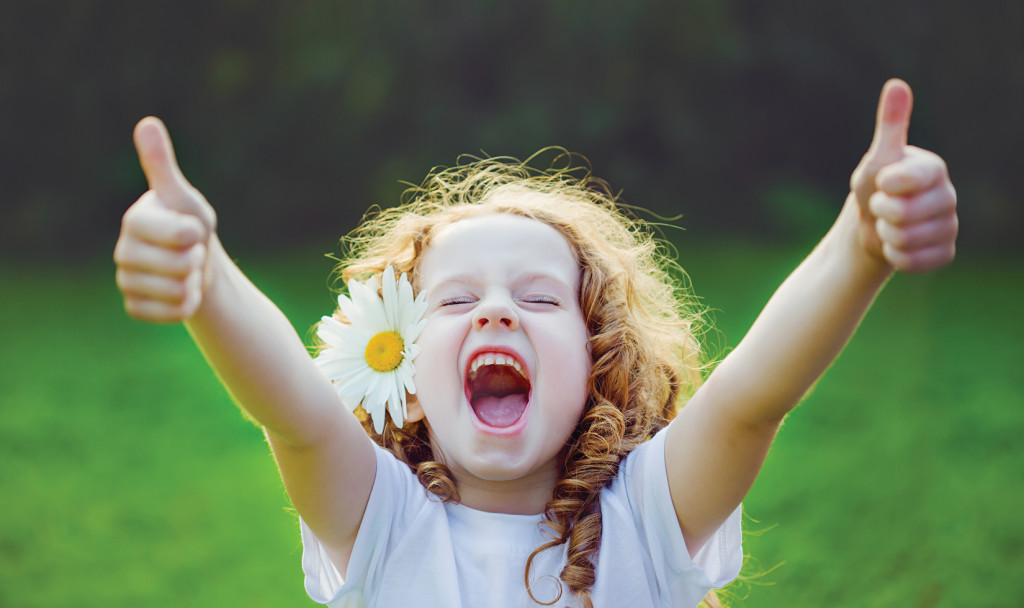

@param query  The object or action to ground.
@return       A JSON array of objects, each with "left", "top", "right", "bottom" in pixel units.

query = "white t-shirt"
[{"left": 299, "top": 425, "right": 742, "bottom": 607}]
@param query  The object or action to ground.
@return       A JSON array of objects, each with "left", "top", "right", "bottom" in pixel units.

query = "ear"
[{"left": 405, "top": 393, "right": 425, "bottom": 423}]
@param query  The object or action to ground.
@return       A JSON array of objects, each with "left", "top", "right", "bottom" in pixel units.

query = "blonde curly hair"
[{"left": 321, "top": 149, "right": 718, "bottom": 608}]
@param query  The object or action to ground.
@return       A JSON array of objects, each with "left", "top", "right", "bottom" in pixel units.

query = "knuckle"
[
  {"left": 122, "top": 193, "right": 155, "bottom": 229},
  {"left": 169, "top": 281, "right": 189, "bottom": 303},
  {"left": 163, "top": 250, "right": 193, "bottom": 276},
  {"left": 124, "top": 298, "right": 147, "bottom": 319},
  {"left": 125, "top": 297, "right": 182, "bottom": 323},
  {"left": 850, "top": 166, "right": 864, "bottom": 190},
  {"left": 875, "top": 163, "right": 902, "bottom": 185},
  {"left": 944, "top": 183, "right": 958, "bottom": 209},
  {"left": 868, "top": 192, "right": 889, "bottom": 218},
  {"left": 112, "top": 238, "right": 137, "bottom": 266},
  {"left": 121, "top": 201, "right": 139, "bottom": 227},
  {"left": 122, "top": 205, "right": 140, "bottom": 232},
  {"left": 888, "top": 201, "right": 907, "bottom": 224},
  {"left": 938, "top": 244, "right": 956, "bottom": 265},
  {"left": 883, "top": 244, "right": 907, "bottom": 269},
  {"left": 887, "top": 226, "right": 909, "bottom": 249},
  {"left": 902, "top": 255, "right": 928, "bottom": 274},
  {"left": 878, "top": 197, "right": 909, "bottom": 225},
  {"left": 874, "top": 217, "right": 889, "bottom": 240},
  {"left": 191, "top": 244, "right": 209, "bottom": 268},
  {"left": 115, "top": 268, "right": 132, "bottom": 291},
  {"left": 177, "top": 216, "right": 205, "bottom": 246}
]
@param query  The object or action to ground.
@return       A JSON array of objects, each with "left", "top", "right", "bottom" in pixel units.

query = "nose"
[{"left": 473, "top": 292, "right": 519, "bottom": 331}]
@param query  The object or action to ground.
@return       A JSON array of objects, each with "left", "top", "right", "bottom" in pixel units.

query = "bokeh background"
[{"left": 2, "top": 1, "right": 1022, "bottom": 606}]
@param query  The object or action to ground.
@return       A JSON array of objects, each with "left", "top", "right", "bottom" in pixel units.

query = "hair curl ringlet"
[{"left": 316, "top": 148, "right": 721, "bottom": 608}]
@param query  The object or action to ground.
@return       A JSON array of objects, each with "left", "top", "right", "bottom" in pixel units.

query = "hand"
[
  {"left": 114, "top": 117, "right": 218, "bottom": 322},
  {"left": 849, "top": 79, "right": 958, "bottom": 273}
]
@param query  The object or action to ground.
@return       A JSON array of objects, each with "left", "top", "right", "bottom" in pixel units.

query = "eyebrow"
[
  {"left": 429, "top": 271, "right": 575, "bottom": 291},
  {"left": 512, "top": 271, "right": 575, "bottom": 290},
  {"left": 428, "top": 273, "right": 478, "bottom": 289}
]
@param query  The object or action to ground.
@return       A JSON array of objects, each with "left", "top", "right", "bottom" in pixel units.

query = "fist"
[
  {"left": 850, "top": 79, "right": 958, "bottom": 274},
  {"left": 114, "top": 117, "right": 217, "bottom": 322}
]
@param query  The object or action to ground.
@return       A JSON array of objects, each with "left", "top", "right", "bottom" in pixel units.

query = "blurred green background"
[{"left": 1, "top": 1, "right": 1022, "bottom": 606}]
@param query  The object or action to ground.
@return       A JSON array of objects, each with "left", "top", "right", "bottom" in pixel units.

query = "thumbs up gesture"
[
  {"left": 849, "top": 79, "right": 958, "bottom": 273},
  {"left": 114, "top": 117, "right": 218, "bottom": 322}
]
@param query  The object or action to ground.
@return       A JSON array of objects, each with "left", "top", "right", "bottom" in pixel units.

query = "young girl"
[{"left": 113, "top": 79, "right": 958, "bottom": 607}]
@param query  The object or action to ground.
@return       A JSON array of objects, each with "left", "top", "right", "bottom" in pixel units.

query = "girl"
[{"left": 113, "top": 79, "right": 958, "bottom": 607}]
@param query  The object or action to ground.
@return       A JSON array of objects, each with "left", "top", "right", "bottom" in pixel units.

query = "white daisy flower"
[{"left": 314, "top": 266, "right": 429, "bottom": 434}]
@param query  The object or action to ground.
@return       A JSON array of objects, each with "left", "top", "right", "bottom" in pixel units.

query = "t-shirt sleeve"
[
  {"left": 615, "top": 423, "right": 743, "bottom": 591},
  {"left": 299, "top": 443, "right": 425, "bottom": 605}
]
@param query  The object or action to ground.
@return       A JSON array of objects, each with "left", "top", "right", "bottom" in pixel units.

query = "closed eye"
[
  {"left": 439, "top": 296, "right": 477, "bottom": 307},
  {"left": 520, "top": 295, "right": 561, "bottom": 306}
]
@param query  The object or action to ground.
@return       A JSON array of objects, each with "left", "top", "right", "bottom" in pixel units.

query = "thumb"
[
  {"left": 852, "top": 79, "right": 913, "bottom": 207},
  {"left": 134, "top": 117, "right": 188, "bottom": 194},
  {"left": 133, "top": 117, "right": 216, "bottom": 235},
  {"left": 133, "top": 117, "right": 204, "bottom": 214},
  {"left": 865, "top": 78, "right": 913, "bottom": 168}
]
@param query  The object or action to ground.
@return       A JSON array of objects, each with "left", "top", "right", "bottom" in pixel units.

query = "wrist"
[
  {"left": 185, "top": 234, "right": 234, "bottom": 327},
  {"left": 830, "top": 194, "right": 895, "bottom": 284}
]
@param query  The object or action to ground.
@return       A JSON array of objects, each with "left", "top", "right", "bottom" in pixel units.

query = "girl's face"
[{"left": 413, "top": 210, "right": 591, "bottom": 493}]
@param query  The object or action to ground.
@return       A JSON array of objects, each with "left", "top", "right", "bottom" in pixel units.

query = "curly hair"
[{"left": 320, "top": 149, "right": 716, "bottom": 607}]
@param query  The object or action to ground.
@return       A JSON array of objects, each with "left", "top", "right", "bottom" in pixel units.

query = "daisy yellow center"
[{"left": 364, "top": 331, "right": 405, "bottom": 372}]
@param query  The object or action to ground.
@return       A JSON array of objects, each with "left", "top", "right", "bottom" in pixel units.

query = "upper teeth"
[{"left": 469, "top": 353, "right": 524, "bottom": 376}]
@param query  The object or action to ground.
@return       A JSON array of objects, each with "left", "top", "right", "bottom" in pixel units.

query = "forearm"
[
  {"left": 709, "top": 195, "right": 893, "bottom": 425},
  {"left": 185, "top": 237, "right": 345, "bottom": 445},
  {"left": 665, "top": 81, "right": 957, "bottom": 553}
]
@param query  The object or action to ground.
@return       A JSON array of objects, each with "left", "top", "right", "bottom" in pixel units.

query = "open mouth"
[{"left": 466, "top": 352, "right": 531, "bottom": 428}]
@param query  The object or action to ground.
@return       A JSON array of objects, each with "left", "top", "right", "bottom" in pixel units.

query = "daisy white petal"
[
  {"left": 402, "top": 344, "right": 418, "bottom": 358},
  {"left": 398, "top": 358, "right": 417, "bottom": 395},
  {"left": 381, "top": 266, "right": 399, "bottom": 328},
  {"left": 365, "top": 376, "right": 393, "bottom": 431},
  {"left": 334, "top": 294, "right": 361, "bottom": 326},
  {"left": 385, "top": 378, "right": 405, "bottom": 428},
  {"left": 314, "top": 266, "right": 429, "bottom": 433},
  {"left": 316, "top": 315, "right": 346, "bottom": 341},
  {"left": 404, "top": 318, "right": 427, "bottom": 345},
  {"left": 337, "top": 367, "right": 377, "bottom": 407},
  {"left": 350, "top": 276, "right": 388, "bottom": 330},
  {"left": 396, "top": 273, "right": 416, "bottom": 324}
]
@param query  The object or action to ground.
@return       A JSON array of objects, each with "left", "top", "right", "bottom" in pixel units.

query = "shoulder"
[
  {"left": 604, "top": 426, "right": 672, "bottom": 529},
  {"left": 601, "top": 424, "right": 743, "bottom": 591},
  {"left": 300, "top": 444, "right": 446, "bottom": 604}
]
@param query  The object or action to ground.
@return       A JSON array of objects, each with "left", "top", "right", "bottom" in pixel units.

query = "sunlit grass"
[
  {"left": 680, "top": 240, "right": 1024, "bottom": 607},
  {"left": 1, "top": 244, "right": 1020, "bottom": 607}
]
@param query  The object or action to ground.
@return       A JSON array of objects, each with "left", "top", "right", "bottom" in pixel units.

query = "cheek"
[
  {"left": 412, "top": 321, "right": 463, "bottom": 402},
  {"left": 542, "top": 332, "right": 592, "bottom": 419},
  {"left": 571, "top": 332, "right": 594, "bottom": 417}
]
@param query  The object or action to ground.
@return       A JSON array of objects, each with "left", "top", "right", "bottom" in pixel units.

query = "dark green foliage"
[{"left": 0, "top": 1, "right": 1020, "bottom": 260}]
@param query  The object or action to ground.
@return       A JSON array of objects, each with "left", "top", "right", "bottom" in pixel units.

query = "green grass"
[{"left": 1, "top": 244, "right": 1021, "bottom": 607}]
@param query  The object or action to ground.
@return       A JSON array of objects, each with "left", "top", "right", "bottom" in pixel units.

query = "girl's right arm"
[{"left": 114, "top": 117, "right": 374, "bottom": 572}]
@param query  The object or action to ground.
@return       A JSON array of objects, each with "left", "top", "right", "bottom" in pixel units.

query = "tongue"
[{"left": 472, "top": 394, "right": 528, "bottom": 428}]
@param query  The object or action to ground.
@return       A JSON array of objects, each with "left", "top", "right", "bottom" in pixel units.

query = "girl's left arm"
[{"left": 664, "top": 79, "right": 958, "bottom": 556}]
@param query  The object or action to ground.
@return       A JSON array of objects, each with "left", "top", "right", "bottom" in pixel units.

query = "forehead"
[{"left": 417, "top": 213, "right": 580, "bottom": 288}]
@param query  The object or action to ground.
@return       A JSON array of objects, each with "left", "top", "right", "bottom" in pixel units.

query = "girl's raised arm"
[
  {"left": 663, "top": 80, "right": 958, "bottom": 555},
  {"left": 114, "top": 117, "right": 375, "bottom": 572}
]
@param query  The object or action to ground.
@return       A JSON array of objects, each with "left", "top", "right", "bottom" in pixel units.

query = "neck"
[{"left": 447, "top": 462, "right": 558, "bottom": 515}]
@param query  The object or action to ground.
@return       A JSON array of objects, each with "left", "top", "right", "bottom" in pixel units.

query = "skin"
[
  {"left": 664, "top": 79, "right": 957, "bottom": 555},
  {"left": 114, "top": 78, "right": 957, "bottom": 572},
  {"left": 412, "top": 214, "right": 592, "bottom": 515}
]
